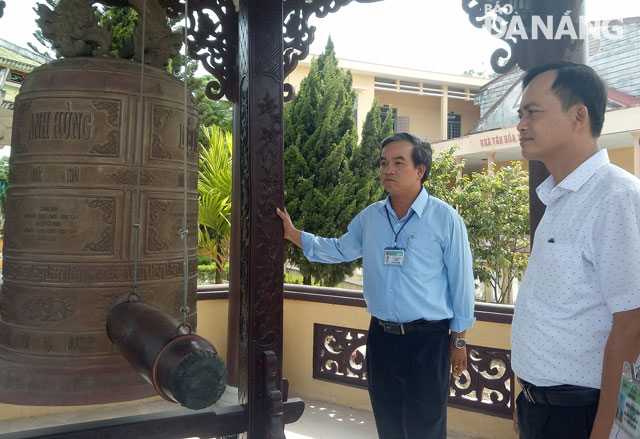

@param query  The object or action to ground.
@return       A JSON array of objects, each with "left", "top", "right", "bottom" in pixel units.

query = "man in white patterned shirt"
[{"left": 511, "top": 62, "right": 640, "bottom": 439}]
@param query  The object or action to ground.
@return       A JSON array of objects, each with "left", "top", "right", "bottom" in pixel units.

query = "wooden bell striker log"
[{"left": 107, "top": 301, "right": 227, "bottom": 410}]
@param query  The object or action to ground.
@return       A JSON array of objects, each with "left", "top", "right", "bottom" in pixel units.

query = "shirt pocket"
[
  {"left": 403, "top": 236, "right": 445, "bottom": 279},
  {"left": 530, "top": 242, "right": 578, "bottom": 303}
]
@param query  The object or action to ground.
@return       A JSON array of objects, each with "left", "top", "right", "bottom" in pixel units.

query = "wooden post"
[{"left": 234, "top": 1, "right": 285, "bottom": 437}]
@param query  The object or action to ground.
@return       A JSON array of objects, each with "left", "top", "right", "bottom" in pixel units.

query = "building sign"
[
  {"left": 479, "top": 131, "right": 520, "bottom": 147},
  {"left": 8, "top": 70, "right": 27, "bottom": 85}
]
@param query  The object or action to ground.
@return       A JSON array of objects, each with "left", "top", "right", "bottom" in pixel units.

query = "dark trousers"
[
  {"left": 366, "top": 317, "right": 450, "bottom": 439},
  {"left": 516, "top": 392, "right": 599, "bottom": 439}
]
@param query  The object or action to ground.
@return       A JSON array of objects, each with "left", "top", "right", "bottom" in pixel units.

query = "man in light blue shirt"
[{"left": 277, "top": 133, "right": 475, "bottom": 439}]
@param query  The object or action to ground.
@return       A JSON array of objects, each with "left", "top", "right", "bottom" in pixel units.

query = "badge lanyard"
[
  {"left": 383, "top": 206, "right": 415, "bottom": 266},
  {"left": 615, "top": 358, "right": 640, "bottom": 438}
]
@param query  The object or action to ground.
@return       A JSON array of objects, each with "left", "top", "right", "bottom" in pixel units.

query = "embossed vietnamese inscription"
[
  {"left": 66, "top": 167, "right": 80, "bottom": 183},
  {"left": 28, "top": 108, "right": 93, "bottom": 141},
  {"left": 178, "top": 122, "right": 199, "bottom": 153},
  {"left": 30, "top": 167, "right": 43, "bottom": 183},
  {"left": 15, "top": 97, "right": 122, "bottom": 157},
  {"left": 13, "top": 196, "right": 117, "bottom": 253},
  {"left": 67, "top": 335, "right": 93, "bottom": 353},
  {"left": 150, "top": 104, "right": 199, "bottom": 162},
  {"left": 22, "top": 205, "right": 78, "bottom": 243}
]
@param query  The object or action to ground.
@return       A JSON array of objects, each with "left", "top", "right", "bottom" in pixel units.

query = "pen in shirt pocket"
[{"left": 406, "top": 232, "right": 414, "bottom": 249}]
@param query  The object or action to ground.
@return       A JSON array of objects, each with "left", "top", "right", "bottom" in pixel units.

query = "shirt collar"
[
  {"left": 382, "top": 187, "right": 429, "bottom": 219},
  {"left": 536, "top": 149, "right": 610, "bottom": 206}
]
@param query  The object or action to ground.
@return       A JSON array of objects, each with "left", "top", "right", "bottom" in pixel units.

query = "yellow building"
[{"left": 286, "top": 57, "right": 490, "bottom": 143}]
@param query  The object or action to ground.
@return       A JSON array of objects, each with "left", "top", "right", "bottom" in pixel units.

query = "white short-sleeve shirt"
[{"left": 512, "top": 149, "right": 640, "bottom": 388}]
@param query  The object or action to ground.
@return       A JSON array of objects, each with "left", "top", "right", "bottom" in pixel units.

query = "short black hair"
[
  {"left": 522, "top": 61, "right": 607, "bottom": 137},
  {"left": 381, "top": 132, "right": 432, "bottom": 184}
]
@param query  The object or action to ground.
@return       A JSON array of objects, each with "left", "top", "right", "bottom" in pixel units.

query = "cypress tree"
[
  {"left": 350, "top": 99, "right": 395, "bottom": 213},
  {"left": 284, "top": 41, "right": 396, "bottom": 287},
  {"left": 284, "top": 39, "right": 358, "bottom": 286}
]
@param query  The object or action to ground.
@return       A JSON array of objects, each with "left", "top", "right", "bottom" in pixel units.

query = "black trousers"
[
  {"left": 366, "top": 317, "right": 450, "bottom": 439},
  {"left": 516, "top": 392, "right": 599, "bottom": 439}
]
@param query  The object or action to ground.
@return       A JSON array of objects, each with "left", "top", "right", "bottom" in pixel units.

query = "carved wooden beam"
[
  {"left": 282, "top": 0, "right": 383, "bottom": 101},
  {"left": 163, "top": 0, "right": 382, "bottom": 103}
]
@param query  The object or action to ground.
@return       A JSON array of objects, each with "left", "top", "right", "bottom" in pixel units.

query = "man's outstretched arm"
[{"left": 276, "top": 207, "right": 302, "bottom": 248}]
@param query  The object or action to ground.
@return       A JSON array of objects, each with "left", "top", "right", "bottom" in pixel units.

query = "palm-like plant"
[{"left": 198, "top": 125, "right": 232, "bottom": 283}]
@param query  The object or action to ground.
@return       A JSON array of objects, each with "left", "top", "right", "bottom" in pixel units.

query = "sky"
[{"left": 0, "top": 1, "right": 639, "bottom": 76}]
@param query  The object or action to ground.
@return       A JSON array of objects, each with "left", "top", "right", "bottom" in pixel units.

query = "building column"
[
  {"left": 441, "top": 84, "right": 448, "bottom": 140},
  {"left": 487, "top": 151, "right": 495, "bottom": 176},
  {"left": 633, "top": 131, "right": 640, "bottom": 179}
]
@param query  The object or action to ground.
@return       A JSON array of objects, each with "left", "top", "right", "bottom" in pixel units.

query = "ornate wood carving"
[
  {"left": 450, "top": 345, "right": 514, "bottom": 418},
  {"left": 158, "top": 0, "right": 239, "bottom": 102},
  {"left": 461, "top": 0, "right": 518, "bottom": 74},
  {"left": 160, "top": 0, "right": 381, "bottom": 102},
  {"left": 461, "top": 0, "right": 587, "bottom": 73},
  {"left": 234, "top": 1, "right": 286, "bottom": 437},
  {"left": 313, "top": 323, "right": 367, "bottom": 386},
  {"left": 313, "top": 323, "right": 514, "bottom": 418},
  {"left": 282, "top": 0, "right": 382, "bottom": 101}
]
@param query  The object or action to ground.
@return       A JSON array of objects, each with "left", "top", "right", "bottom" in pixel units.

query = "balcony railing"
[{"left": 198, "top": 284, "right": 516, "bottom": 425}]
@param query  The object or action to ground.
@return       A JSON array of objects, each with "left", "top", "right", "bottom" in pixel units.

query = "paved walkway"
[
  {"left": 286, "top": 398, "right": 481, "bottom": 439},
  {"left": 1, "top": 391, "right": 482, "bottom": 438}
]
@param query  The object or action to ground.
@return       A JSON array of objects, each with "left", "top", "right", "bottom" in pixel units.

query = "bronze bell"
[{"left": 0, "top": 57, "right": 200, "bottom": 405}]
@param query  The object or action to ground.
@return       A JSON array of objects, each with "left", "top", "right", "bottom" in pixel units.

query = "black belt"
[
  {"left": 518, "top": 378, "right": 600, "bottom": 407},
  {"left": 372, "top": 317, "right": 449, "bottom": 335}
]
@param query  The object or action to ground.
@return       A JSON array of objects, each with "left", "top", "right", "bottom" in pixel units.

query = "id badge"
[
  {"left": 384, "top": 247, "right": 405, "bottom": 266},
  {"left": 615, "top": 361, "right": 640, "bottom": 438}
]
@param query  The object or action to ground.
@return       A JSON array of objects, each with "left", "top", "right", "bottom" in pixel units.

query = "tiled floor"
[
  {"left": 285, "top": 398, "right": 480, "bottom": 439},
  {"left": 1, "top": 389, "right": 480, "bottom": 438}
]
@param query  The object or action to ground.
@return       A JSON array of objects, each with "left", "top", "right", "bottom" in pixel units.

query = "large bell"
[{"left": 0, "top": 57, "right": 200, "bottom": 405}]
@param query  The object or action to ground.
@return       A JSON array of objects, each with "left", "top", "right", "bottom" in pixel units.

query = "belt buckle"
[{"left": 382, "top": 322, "right": 405, "bottom": 335}]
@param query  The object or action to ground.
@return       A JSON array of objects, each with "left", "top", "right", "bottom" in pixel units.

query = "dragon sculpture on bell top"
[{"left": 35, "top": 0, "right": 182, "bottom": 67}]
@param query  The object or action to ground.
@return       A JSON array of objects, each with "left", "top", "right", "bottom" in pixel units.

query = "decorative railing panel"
[
  {"left": 312, "top": 323, "right": 368, "bottom": 388},
  {"left": 312, "top": 323, "right": 513, "bottom": 418},
  {"left": 449, "top": 345, "right": 513, "bottom": 418}
]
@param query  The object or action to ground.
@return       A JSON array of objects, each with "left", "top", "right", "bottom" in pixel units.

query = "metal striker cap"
[{"left": 172, "top": 350, "right": 228, "bottom": 410}]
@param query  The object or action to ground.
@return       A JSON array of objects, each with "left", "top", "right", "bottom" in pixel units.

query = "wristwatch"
[{"left": 451, "top": 337, "right": 467, "bottom": 349}]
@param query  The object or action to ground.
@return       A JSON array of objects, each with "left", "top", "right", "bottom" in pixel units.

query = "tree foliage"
[
  {"left": 350, "top": 99, "right": 395, "bottom": 209},
  {"left": 284, "top": 39, "right": 391, "bottom": 287},
  {"left": 457, "top": 163, "right": 529, "bottom": 304},
  {"left": 428, "top": 149, "right": 530, "bottom": 304},
  {"left": 198, "top": 125, "right": 232, "bottom": 284},
  {"left": 0, "top": 156, "right": 8, "bottom": 216}
]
